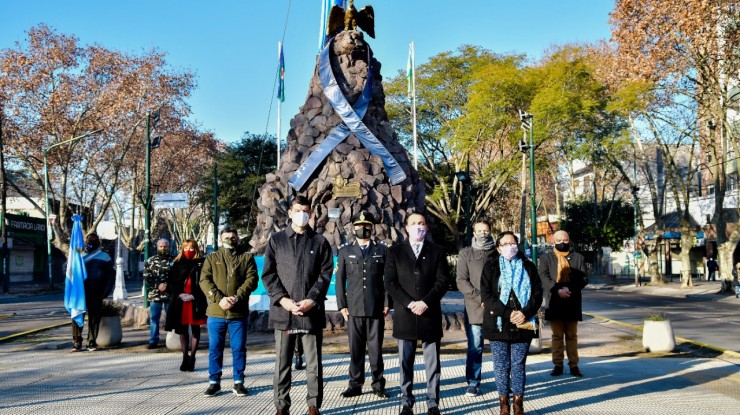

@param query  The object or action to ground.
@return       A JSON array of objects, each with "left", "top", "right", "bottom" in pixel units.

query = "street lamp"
[
  {"left": 519, "top": 109, "right": 537, "bottom": 263},
  {"left": 138, "top": 108, "right": 163, "bottom": 307},
  {"left": 455, "top": 155, "right": 472, "bottom": 247},
  {"left": 44, "top": 129, "right": 102, "bottom": 289}
]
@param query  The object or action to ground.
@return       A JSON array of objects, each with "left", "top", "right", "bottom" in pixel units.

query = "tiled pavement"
[{"left": 0, "top": 347, "right": 738, "bottom": 415}]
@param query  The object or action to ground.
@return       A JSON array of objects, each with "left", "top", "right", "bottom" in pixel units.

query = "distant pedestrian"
[
  {"left": 199, "top": 226, "right": 259, "bottom": 397},
  {"left": 165, "top": 239, "right": 206, "bottom": 372},
  {"left": 706, "top": 258, "right": 719, "bottom": 282},
  {"left": 261, "top": 196, "right": 334, "bottom": 415},
  {"left": 385, "top": 212, "right": 450, "bottom": 415},
  {"left": 70, "top": 232, "right": 115, "bottom": 352},
  {"left": 481, "top": 231, "right": 542, "bottom": 415},
  {"left": 336, "top": 211, "right": 391, "bottom": 399},
  {"left": 456, "top": 221, "right": 497, "bottom": 397},
  {"left": 144, "top": 238, "right": 173, "bottom": 349},
  {"left": 538, "top": 230, "right": 588, "bottom": 378}
]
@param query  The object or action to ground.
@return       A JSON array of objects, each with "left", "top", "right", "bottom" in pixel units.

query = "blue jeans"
[
  {"left": 464, "top": 312, "right": 484, "bottom": 387},
  {"left": 207, "top": 316, "right": 248, "bottom": 384},
  {"left": 148, "top": 301, "right": 169, "bottom": 345}
]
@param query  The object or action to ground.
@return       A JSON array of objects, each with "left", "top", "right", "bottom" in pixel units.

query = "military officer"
[{"left": 336, "top": 211, "right": 391, "bottom": 399}]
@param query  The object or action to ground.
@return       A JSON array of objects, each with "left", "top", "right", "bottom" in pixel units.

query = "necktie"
[
  {"left": 361, "top": 244, "right": 369, "bottom": 257},
  {"left": 413, "top": 243, "right": 421, "bottom": 258}
]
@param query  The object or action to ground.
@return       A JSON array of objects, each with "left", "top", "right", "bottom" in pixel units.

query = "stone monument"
[{"left": 249, "top": 28, "right": 424, "bottom": 253}]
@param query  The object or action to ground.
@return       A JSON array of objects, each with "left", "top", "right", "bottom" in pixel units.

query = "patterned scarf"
[
  {"left": 554, "top": 248, "right": 571, "bottom": 283},
  {"left": 497, "top": 255, "right": 536, "bottom": 332}
]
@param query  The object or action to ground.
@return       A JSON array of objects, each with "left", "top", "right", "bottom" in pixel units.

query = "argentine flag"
[{"left": 64, "top": 215, "right": 87, "bottom": 327}]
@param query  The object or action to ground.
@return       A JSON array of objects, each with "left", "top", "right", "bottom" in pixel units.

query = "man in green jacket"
[{"left": 199, "top": 225, "right": 258, "bottom": 397}]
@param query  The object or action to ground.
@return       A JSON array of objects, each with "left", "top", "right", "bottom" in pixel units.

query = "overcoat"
[
  {"left": 537, "top": 250, "right": 588, "bottom": 322},
  {"left": 384, "top": 240, "right": 449, "bottom": 342},
  {"left": 165, "top": 258, "right": 207, "bottom": 334}
]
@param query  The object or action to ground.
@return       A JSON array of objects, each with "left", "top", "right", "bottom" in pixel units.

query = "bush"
[{"left": 644, "top": 312, "right": 667, "bottom": 322}]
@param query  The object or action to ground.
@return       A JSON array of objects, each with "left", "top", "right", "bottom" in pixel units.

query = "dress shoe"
[
  {"left": 550, "top": 365, "right": 563, "bottom": 376},
  {"left": 294, "top": 355, "right": 305, "bottom": 370},
  {"left": 570, "top": 366, "right": 583, "bottom": 377},
  {"left": 372, "top": 388, "right": 389, "bottom": 398},
  {"left": 341, "top": 387, "right": 362, "bottom": 398},
  {"left": 399, "top": 406, "right": 413, "bottom": 415},
  {"left": 307, "top": 406, "right": 320, "bottom": 415},
  {"left": 428, "top": 407, "right": 441, "bottom": 415}
]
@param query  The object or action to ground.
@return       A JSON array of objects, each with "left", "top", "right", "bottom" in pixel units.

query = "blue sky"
[{"left": 1, "top": 1, "right": 615, "bottom": 143}]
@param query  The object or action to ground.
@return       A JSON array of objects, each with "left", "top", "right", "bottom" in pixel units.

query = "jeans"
[
  {"left": 207, "top": 316, "right": 248, "bottom": 384},
  {"left": 491, "top": 340, "right": 531, "bottom": 396},
  {"left": 148, "top": 301, "right": 169, "bottom": 345},
  {"left": 464, "top": 311, "right": 484, "bottom": 387}
]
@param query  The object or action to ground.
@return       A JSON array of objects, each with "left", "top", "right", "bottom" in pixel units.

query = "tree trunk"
[{"left": 679, "top": 230, "right": 694, "bottom": 288}]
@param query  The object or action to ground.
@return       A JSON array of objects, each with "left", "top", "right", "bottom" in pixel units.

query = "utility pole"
[
  {"left": 0, "top": 104, "right": 8, "bottom": 293},
  {"left": 519, "top": 110, "right": 537, "bottom": 263}
]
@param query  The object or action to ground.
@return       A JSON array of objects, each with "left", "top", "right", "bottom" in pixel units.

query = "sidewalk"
[{"left": 1, "top": 302, "right": 739, "bottom": 414}]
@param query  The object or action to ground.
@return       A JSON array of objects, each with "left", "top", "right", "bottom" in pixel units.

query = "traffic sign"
[{"left": 153, "top": 193, "right": 188, "bottom": 209}]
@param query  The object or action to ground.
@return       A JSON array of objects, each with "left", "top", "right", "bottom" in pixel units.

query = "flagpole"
[
  {"left": 411, "top": 41, "right": 418, "bottom": 170},
  {"left": 277, "top": 41, "right": 282, "bottom": 170},
  {"left": 318, "top": 0, "right": 327, "bottom": 52}
]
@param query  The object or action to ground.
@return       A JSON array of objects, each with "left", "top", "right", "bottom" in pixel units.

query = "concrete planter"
[
  {"left": 642, "top": 320, "right": 675, "bottom": 352},
  {"left": 98, "top": 316, "right": 123, "bottom": 347}
]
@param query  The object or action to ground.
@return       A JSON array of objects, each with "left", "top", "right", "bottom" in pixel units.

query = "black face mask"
[
  {"left": 157, "top": 249, "right": 169, "bottom": 257},
  {"left": 355, "top": 227, "right": 371, "bottom": 239},
  {"left": 85, "top": 241, "right": 100, "bottom": 253},
  {"left": 555, "top": 242, "right": 570, "bottom": 252}
]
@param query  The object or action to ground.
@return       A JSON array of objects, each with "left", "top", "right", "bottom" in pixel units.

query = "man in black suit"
[
  {"left": 385, "top": 213, "right": 450, "bottom": 415},
  {"left": 336, "top": 211, "right": 390, "bottom": 399}
]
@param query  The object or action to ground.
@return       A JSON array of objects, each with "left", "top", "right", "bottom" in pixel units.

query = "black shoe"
[
  {"left": 372, "top": 388, "right": 389, "bottom": 399},
  {"left": 428, "top": 407, "right": 441, "bottom": 415},
  {"left": 341, "top": 387, "right": 362, "bottom": 398},
  {"left": 550, "top": 365, "right": 563, "bottom": 376},
  {"left": 203, "top": 383, "right": 221, "bottom": 397},
  {"left": 188, "top": 355, "right": 196, "bottom": 372},
  {"left": 400, "top": 407, "right": 413, "bottom": 415},
  {"left": 87, "top": 342, "right": 98, "bottom": 352},
  {"left": 570, "top": 366, "right": 583, "bottom": 377},
  {"left": 146, "top": 343, "right": 158, "bottom": 350},
  {"left": 180, "top": 356, "right": 189, "bottom": 371},
  {"left": 233, "top": 383, "right": 248, "bottom": 396}
]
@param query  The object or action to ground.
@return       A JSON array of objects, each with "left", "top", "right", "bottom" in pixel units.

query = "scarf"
[
  {"left": 497, "top": 255, "right": 536, "bottom": 332},
  {"left": 554, "top": 248, "right": 571, "bottom": 283},
  {"left": 471, "top": 236, "right": 495, "bottom": 251}
]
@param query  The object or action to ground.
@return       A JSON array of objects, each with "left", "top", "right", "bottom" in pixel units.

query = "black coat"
[
  {"left": 165, "top": 258, "right": 207, "bottom": 334},
  {"left": 538, "top": 251, "right": 588, "bottom": 322},
  {"left": 335, "top": 240, "right": 390, "bottom": 318},
  {"left": 384, "top": 240, "right": 449, "bottom": 342},
  {"left": 481, "top": 253, "right": 543, "bottom": 342},
  {"left": 82, "top": 250, "right": 115, "bottom": 300},
  {"left": 261, "top": 226, "right": 334, "bottom": 331}
]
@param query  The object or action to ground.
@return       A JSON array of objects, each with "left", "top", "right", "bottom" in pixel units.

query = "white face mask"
[
  {"left": 292, "top": 211, "right": 310, "bottom": 227},
  {"left": 500, "top": 244, "right": 519, "bottom": 260},
  {"left": 407, "top": 225, "right": 427, "bottom": 242}
]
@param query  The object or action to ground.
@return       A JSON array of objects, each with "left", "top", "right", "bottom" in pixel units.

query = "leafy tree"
[
  {"left": 196, "top": 132, "right": 277, "bottom": 235},
  {"left": 560, "top": 200, "right": 635, "bottom": 253}
]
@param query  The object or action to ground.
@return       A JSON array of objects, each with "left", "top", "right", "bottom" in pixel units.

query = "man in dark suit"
[
  {"left": 336, "top": 211, "right": 390, "bottom": 399},
  {"left": 385, "top": 213, "right": 450, "bottom": 415}
]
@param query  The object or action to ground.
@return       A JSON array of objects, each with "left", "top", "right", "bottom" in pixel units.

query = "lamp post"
[
  {"left": 519, "top": 110, "right": 537, "bottom": 263},
  {"left": 139, "top": 109, "right": 163, "bottom": 307},
  {"left": 455, "top": 156, "right": 472, "bottom": 247},
  {"left": 44, "top": 129, "right": 102, "bottom": 289},
  {"left": 112, "top": 205, "right": 136, "bottom": 300}
]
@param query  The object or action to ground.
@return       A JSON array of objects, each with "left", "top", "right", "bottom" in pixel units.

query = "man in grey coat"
[
  {"left": 385, "top": 213, "right": 449, "bottom": 415},
  {"left": 455, "top": 221, "right": 497, "bottom": 397},
  {"left": 336, "top": 211, "right": 391, "bottom": 399},
  {"left": 261, "top": 196, "right": 334, "bottom": 415}
]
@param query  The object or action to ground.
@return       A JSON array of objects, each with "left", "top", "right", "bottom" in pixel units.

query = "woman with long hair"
[
  {"left": 481, "top": 231, "right": 542, "bottom": 415},
  {"left": 165, "top": 239, "right": 207, "bottom": 371}
]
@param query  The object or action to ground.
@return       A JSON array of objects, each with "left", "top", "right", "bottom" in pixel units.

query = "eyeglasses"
[{"left": 499, "top": 242, "right": 518, "bottom": 247}]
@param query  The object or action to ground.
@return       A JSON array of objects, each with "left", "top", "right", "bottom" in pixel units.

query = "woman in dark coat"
[
  {"left": 481, "top": 232, "right": 542, "bottom": 415},
  {"left": 165, "top": 239, "right": 207, "bottom": 372}
]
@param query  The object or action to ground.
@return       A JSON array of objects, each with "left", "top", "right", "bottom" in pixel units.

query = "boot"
[
  {"left": 499, "top": 395, "right": 510, "bottom": 415},
  {"left": 189, "top": 355, "right": 196, "bottom": 372},
  {"left": 180, "top": 355, "right": 189, "bottom": 372},
  {"left": 513, "top": 394, "right": 524, "bottom": 415}
]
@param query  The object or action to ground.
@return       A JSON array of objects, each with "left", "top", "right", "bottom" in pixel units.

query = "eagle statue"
[{"left": 327, "top": 0, "right": 375, "bottom": 39}]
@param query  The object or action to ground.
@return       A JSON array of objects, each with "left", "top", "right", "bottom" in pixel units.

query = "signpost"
[{"left": 153, "top": 193, "right": 188, "bottom": 210}]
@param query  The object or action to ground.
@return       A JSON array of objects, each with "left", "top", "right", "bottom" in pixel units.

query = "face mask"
[
  {"left": 555, "top": 242, "right": 570, "bottom": 252},
  {"left": 407, "top": 225, "right": 427, "bottom": 242},
  {"left": 292, "top": 211, "right": 310, "bottom": 227},
  {"left": 157, "top": 249, "right": 169, "bottom": 257},
  {"left": 221, "top": 241, "right": 233, "bottom": 250},
  {"left": 355, "top": 227, "right": 371, "bottom": 239},
  {"left": 183, "top": 250, "right": 196, "bottom": 260},
  {"left": 85, "top": 241, "right": 100, "bottom": 253},
  {"left": 500, "top": 244, "right": 519, "bottom": 260}
]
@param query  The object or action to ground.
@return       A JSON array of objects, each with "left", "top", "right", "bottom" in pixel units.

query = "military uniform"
[{"left": 336, "top": 238, "right": 390, "bottom": 394}]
